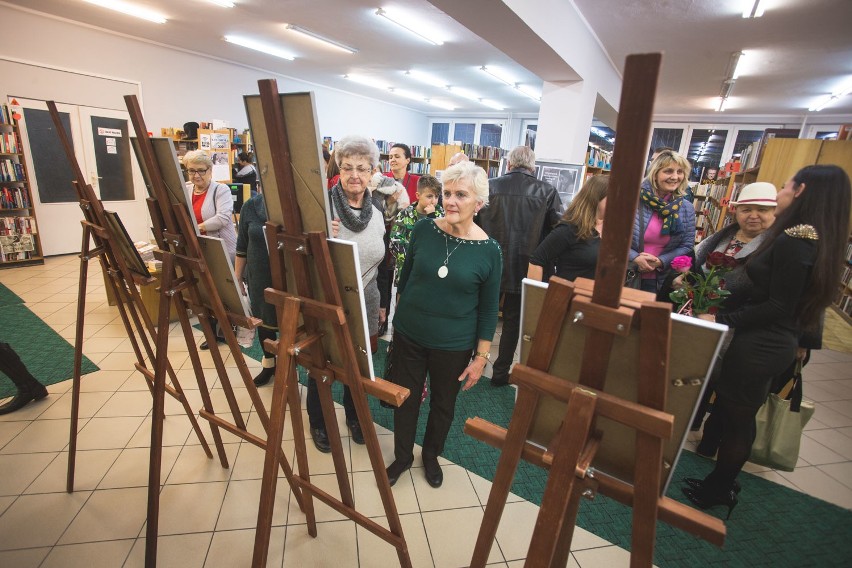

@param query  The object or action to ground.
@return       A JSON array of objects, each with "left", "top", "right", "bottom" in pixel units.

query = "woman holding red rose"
[{"left": 682, "top": 165, "right": 851, "bottom": 517}]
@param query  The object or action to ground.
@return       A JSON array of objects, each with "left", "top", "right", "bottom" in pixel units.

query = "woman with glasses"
[
  {"left": 184, "top": 150, "right": 237, "bottom": 349},
  {"left": 305, "top": 135, "right": 389, "bottom": 453}
]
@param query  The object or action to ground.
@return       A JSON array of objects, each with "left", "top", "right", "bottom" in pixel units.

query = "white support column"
[{"left": 534, "top": 80, "right": 597, "bottom": 165}]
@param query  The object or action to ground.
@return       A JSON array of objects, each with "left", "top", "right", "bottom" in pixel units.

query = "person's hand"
[
  {"left": 423, "top": 203, "right": 436, "bottom": 215},
  {"left": 672, "top": 274, "right": 685, "bottom": 290},
  {"left": 696, "top": 313, "right": 716, "bottom": 322},
  {"left": 379, "top": 308, "right": 387, "bottom": 324},
  {"left": 235, "top": 276, "right": 247, "bottom": 296},
  {"left": 634, "top": 254, "right": 657, "bottom": 272},
  {"left": 331, "top": 218, "right": 340, "bottom": 238},
  {"left": 386, "top": 190, "right": 400, "bottom": 204},
  {"left": 796, "top": 347, "right": 808, "bottom": 361},
  {"left": 458, "top": 356, "right": 487, "bottom": 391}
]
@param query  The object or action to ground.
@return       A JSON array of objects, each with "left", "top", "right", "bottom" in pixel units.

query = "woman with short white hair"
[
  {"left": 184, "top": 149, "right": 237, "bottom": 349},
  {"left": 385, "top": 161, "right": 502, "bottom": 488}
]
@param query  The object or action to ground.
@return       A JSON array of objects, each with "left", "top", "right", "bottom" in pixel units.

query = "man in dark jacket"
[{"left": 477, "top": 146, "right": 562, "bottom": 386}]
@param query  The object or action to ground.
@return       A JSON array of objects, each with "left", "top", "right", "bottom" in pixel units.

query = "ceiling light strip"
[
  {"left": 207, "top": 0, "right": 235, "bottom": 7},
  {"left": 480, "top": 66, "right": 514, "bottom": 87},
  {"left": 742, "top": 0, "right": 765, "bottom": 18},
  {"left": 224, "top": 35, "right": 294, "bottom": 60},
  {"left": 376, "top": 8, "right": 443, "bottom": 46},
  {"left": 84, "top": 0, "right": 167, "bottom": 24},
  {"left": 285, "top": 24, "right": 358, "bottom": 54}
]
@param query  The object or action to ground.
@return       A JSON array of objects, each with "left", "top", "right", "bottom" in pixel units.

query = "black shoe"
[
  {"left": 348, "top": 419, "right": 365, "bottom": 445},
  {"left": 386, "top": 457, "right": 413, "bottom": 487},
  {"left": 682, "top": 486, "right": 738, "bottom": 520},
  {"left": 253, "top": 366, "right": 275, "bottom": 386},
  {"left": 378, "top": 320, "right": 388, "bottom": 337},
  {"left": 0, "top": 383, "right": 48, "bottom": 416},
  {"left": 423, "top": 454, "right": 443, "bottom": 488},
  {"left": 199, "top": 336, "right": 226, "bottom": 350},
  {"left": 310, "top": 427, "right": 331, "bottom": 453},
  {"left": 683, "top": 477, "right": 741, "bottom": 494}
]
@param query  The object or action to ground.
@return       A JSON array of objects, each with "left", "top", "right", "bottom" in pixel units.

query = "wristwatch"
[{"left": 474, "top": 351, "right": 491, "bottom": 361}]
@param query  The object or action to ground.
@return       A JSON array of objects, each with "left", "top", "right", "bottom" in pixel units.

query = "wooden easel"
[
  {"left": 44, "top": 102, "right": 211, "bottom": 494},
  {"left": 465, "top": 53, "right": 726, "bottom": 567},
  {"left": 122, "top": 95, "right": 315, "bottom": 568},
  {"left": 248, "top": 78, "right": 412, "bottom": 568}
]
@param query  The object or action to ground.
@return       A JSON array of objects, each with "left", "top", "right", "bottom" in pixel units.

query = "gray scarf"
[{"left": 331, "top": 183, "right": 373, "bottom": 232}]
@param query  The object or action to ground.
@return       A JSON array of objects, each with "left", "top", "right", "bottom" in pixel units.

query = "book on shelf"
[
  {"left": 0, "top": 215, "right": 38, "bottom": 235},
  {"left": 0, "top": 187, "right": 30, "bottom": 209},
  {"left": 0, "top": 132, "right": 19, "bottom": 154},
  {"left": 0, "top": 158, "right": 25, "bottom": 182},
  {"left": 375, "top": 140, "right": 431, "bottom": 159}
]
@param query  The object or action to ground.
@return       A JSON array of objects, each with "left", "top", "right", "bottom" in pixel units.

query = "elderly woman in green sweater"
[{"left": 385, "top": 161, "right": 503, "bottom": 489}]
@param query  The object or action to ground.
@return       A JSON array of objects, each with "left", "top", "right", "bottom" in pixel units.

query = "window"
[
  {"left": 479, "top": 123, "right": 503, "bottom": 147},
  {"left": 453, "top": 123, "right": 475, "bottom": 145},
  {"left": 431, "top": 122, "right": 449, "bottom": 145}
]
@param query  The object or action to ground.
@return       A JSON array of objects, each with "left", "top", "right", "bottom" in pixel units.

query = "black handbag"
[{"left": 625, "top": 208, "right": 645, "bottom": 289}]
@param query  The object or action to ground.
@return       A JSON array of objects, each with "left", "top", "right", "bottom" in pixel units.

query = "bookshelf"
[
  {"left": 584, "top": 145, "right": 612, "bottom": 179},
  {"left": 375, "top": 141, "right": 430, "bottom": 175},
  {"left": 837, "top": 236, "right": 852, "bottom": 324},
  {"left": 0, "top": 103, "right": 43, "bottom": 268},
  {"left": 430, "top": 143, "right": 505, "bottom": 178},
  {"left": 161, "top": 126, "right": 252, "bottom": 183}
]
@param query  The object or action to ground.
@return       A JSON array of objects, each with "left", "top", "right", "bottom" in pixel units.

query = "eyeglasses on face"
[
  {"left": 187, "top": 168, "right": 209, "bottom": 176},
  {"left": 339, "top": 165, "right": 372, "bottom": 175}
]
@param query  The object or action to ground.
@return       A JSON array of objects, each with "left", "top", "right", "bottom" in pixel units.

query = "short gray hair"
[
  {"left": 448, "top": 152, "right": 470, "bottom": 166},
  {"left": 183, "top": 149, "right": 212, "bottom": 168},
  {"left": 334, "top": 135, "right": 380, "bottom": 169},
  {"left": 508, "top": 145, "right": 535, "bottom": 172},
  {"left": 441, "top": 162, "right": 489, "bottom": 206}
]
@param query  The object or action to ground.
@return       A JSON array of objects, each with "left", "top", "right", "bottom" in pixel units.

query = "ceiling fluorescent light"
[
  {"left": 808, "top": 85, "right": 852, "bottom": 112},
  {"left": 388, "top": 87, "right": 425, "bottom": 103},
  {"left": 480, "top": 66, "right": 514, "bottom": 87},
  {"left": 716, "top": 96, "right": 728, "bottom": 112},
  {"left": 515, "top": 84, "right": 541, "bottom": 102},
  {"left": 207, "top": 0, "right": 235, "bottom": 7},
  {"left": 376, "top": 8, "right": 443, "bottom": 46},
  {"left": 479, "top": 99, "right": 505, "bottom": 111},
  {"left": 404, "top": 70, "right": 446, "bottom": 88},
  {"left": 224, "top": 35, "right": 294, "bottom": 60},
  {"left": 285, "top": 24, "right": 358, "bottom": 54},
  {"left": 344, "top": 74, "right": 390, "bottom": 90},
  {"left": 84, "top": 0, "right": 167, "bottom": 23},
  {"left": 742, "top": 0, "right": 765, "bottom": 18},
  {"left": 730, "top": 51, "right": 745, "bottom": 80},
  {"left": 426, "top": 99, "right": 456, "bottom": 111}
]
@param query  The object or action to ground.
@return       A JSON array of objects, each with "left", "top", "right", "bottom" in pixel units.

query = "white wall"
[{"left": 0, "top": 5, "right": 428, "bottom": 144}]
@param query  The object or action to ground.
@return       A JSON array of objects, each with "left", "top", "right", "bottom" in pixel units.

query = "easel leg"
[
  {"left": 315, "top": 375, "right": 354, "bottom": 508},
  {"left": 525, "top": 390, "right": 597, "bottom": 567},
  {"left": 470, "top": 387, "right": 541, "bottom": 567},
  {"left": 286, "top": 367, "right": 315, "bottom": 534},
  {"left": 252, "top": 297, "right": 300, "bottom": 567},
  {"left": 67, "top": 226, "right": 90, "bottom": 493},
  {"left": 144, "top": 253, "right": 175, "bottom": 568}
]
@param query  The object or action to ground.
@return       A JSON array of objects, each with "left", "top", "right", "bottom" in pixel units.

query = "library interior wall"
[{"left": 0, "top": 5, "right": 428, "bottom": 145}]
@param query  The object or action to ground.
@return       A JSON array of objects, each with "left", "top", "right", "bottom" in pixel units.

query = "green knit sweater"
[{"left": 393, "top": 219, "right": 502, "bottom": 350}]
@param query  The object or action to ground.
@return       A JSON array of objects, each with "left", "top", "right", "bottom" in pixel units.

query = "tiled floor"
[{"left": 1, "top": 254, "right": 851, "bottom": 567}]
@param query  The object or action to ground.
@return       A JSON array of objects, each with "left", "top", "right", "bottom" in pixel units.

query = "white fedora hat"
[{"left": 731, "top": 182, "right": 777, "bottom": 207}]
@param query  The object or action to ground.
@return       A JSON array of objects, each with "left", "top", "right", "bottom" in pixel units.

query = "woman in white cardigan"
[{"left": 184, "top": 150, "right": 237, "bottom": 348}]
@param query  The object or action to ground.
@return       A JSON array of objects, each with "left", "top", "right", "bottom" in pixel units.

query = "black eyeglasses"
[{"left": 187, "top": 168, "right": 209, "bottom": 176}]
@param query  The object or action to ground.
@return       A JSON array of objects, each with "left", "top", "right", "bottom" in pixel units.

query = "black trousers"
[
  {"left": 306, "top": 377, "right": 357, "bottom": 430},
  {"left": 257, "top": 326, "right": 277, "bottom": 359},
  {"left": 702, "top": 395, "right": 761, "bottom": 493},
  {"left": 492, "top": 292, "right": 521, "bottom": 384},
  {"left": 389, "top": 331, "right": 472, "bottom": 462},
  {"left": 0, "top": 342, "right": 39, "bottom": 390}
]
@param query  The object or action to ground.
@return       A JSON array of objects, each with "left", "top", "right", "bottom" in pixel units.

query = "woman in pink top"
[{"left": 628, "top": 150, "right": 696, "bottom": 293}]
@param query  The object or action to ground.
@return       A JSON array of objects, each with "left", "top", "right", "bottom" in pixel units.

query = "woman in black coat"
[{"left": 682, "top": 165, "right": 851, "bottom": 517}]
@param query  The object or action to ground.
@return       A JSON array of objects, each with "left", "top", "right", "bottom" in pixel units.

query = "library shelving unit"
[
  {"left": 375, "top": 141, "right": 430, "bottom": 175},
  {"left": 430, "top": 143, "right": 505, "bottom": 177},
  {"left": 0, "top": 103, "right": 43, "bottom": 268},
  {"left": 837, "top": 236, "right": 852, "bottom": 324},
  {"left": 585, "top": 145, "right": 612, "bottom": 179}
]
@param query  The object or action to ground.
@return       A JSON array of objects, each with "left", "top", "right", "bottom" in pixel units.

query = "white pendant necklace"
[{"left": 438, "top": 223, "right": 471, "bottom": 278}]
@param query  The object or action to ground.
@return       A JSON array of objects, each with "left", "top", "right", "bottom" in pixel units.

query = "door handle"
[{"left": 90, "top": 173, "right": 102, "bottom": 183}]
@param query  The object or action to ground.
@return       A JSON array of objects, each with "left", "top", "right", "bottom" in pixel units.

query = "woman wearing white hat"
[{"left": 686, "top": 182, "right": 777, "bottom": 451}]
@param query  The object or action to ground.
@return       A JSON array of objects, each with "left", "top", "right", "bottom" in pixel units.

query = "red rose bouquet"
[{"left": 669, "top": 252, "right": 737, "bottom": 315}]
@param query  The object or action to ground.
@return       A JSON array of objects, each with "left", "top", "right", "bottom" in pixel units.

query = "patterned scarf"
[
  {"left": 640, "top": 186, "right": 684, "bottom": 235},
  {"left": 331, "top": 183, "right": 373, "bottom": 232}
]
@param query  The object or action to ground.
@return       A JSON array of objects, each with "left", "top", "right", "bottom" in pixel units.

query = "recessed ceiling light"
[
  {"left": 224, "top": 35, "right": 295, "bottom": 60},
  {"left": 285, "top": 24, "right": 358, "bottom": 54},
  {"left": 376, "top": 7, "right": 444, "bottom": 46},
  {"left": 84, "top": 0, "right": 167, "bottom": 24}
]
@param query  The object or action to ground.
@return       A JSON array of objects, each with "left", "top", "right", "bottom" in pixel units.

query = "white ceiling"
[{"left": 7, "top": 0, "right": 852, "bottom": 119}]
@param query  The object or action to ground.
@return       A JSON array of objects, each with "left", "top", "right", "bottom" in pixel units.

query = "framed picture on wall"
[{"left": 535, "top": 161, "right": 585, "bottom": 209}]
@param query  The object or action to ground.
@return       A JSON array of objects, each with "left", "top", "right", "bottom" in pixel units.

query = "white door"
[{"left": 13, "top": 98, "right": 149, "bottom": 256}]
